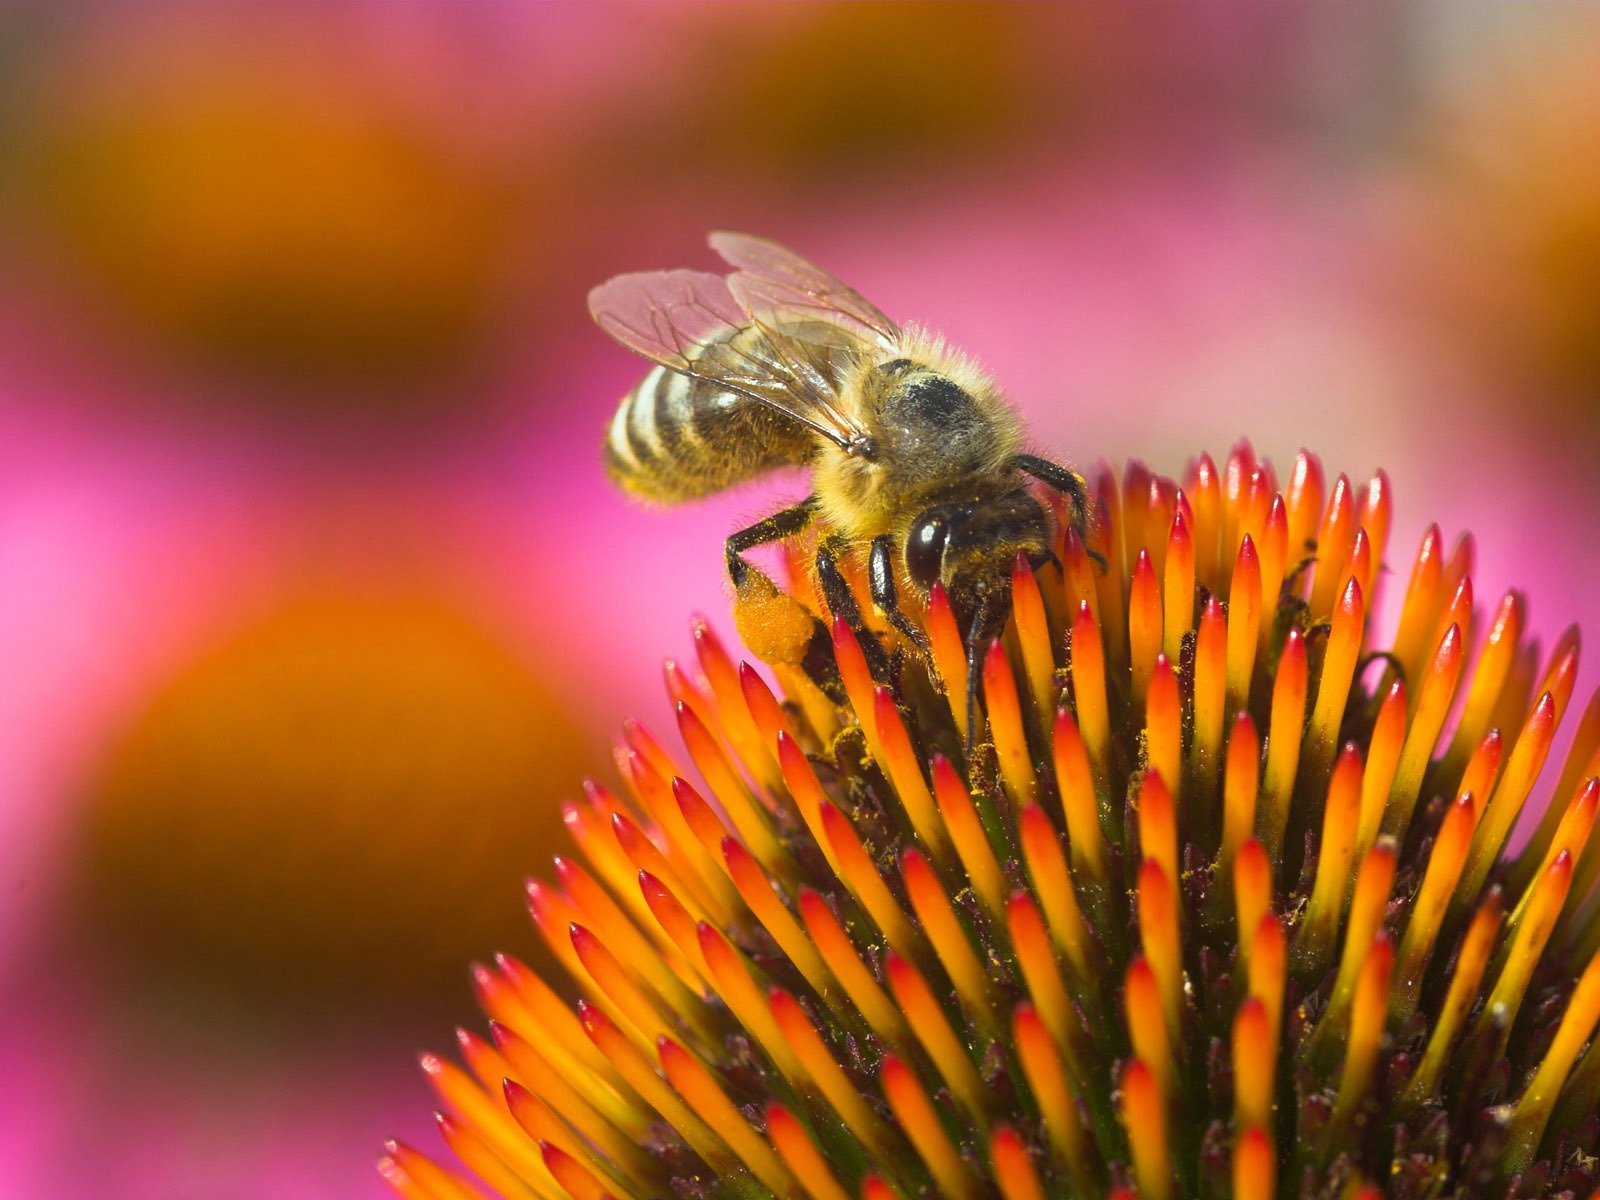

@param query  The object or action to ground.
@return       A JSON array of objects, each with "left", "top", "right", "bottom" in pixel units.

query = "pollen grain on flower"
[{"left": 385, "top": 444, "right": 1600, "bottom": 1200}]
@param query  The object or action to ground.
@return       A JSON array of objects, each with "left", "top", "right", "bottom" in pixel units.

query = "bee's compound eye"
[{"left": 905, "top": 512, "right": 950, "bottom": 588}]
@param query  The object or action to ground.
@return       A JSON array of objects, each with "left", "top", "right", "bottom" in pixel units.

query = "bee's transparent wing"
[
  {"left": 709, "top": 230, "right": 901, "bottom": 349},
  {"left": 588, "top": 266, "right": 874, "bottom": 452}
]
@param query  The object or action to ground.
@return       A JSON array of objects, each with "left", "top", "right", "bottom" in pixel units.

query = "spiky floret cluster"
[{"left": 381, "top": 444, "right": 1600, "bottom": 1200}]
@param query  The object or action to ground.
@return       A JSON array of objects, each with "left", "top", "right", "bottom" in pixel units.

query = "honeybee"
[{"left": 590, "top": 232, "right": 1088, "bottom": 699}]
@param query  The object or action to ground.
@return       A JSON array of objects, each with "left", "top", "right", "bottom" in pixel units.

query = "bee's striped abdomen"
[{"left": 604, "top": 358, "right": 814, "bottom": 503}]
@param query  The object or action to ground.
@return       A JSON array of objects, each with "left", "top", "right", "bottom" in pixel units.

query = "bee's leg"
[
  {"left": 724, "top": 497, "right": 818, "bottom": 586},
  {"left": 815, "top": 535, "right": 892, "bottom": 681},
  {"left": 964, "top": 595, "right": 992, "bottom": 754},
  {"left": 868, "top": 535, "right": 930, "bottom": 654},
  {"left": 1010, "top": 454, "right": 1108, "bottom": 572}
]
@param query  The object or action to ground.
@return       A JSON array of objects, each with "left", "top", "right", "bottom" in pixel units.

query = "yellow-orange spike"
[
  {"left": 1294, "top": 744, "right": 1363, "bottom": 979},
  {"left": 1309, "top": 474, "right": 1355, "bottom": 618},
  {"left": 676, "top": 701, "right": 789, "bottom": 879},
  {"left": 765, "top": 1104, "right": 851, "bottom": 1200},
  {"left": 818, "top": 800, "right": 917, "bottom": 955},
  {"left": 566, "top": 794, "right": 648, "bottom": 932},
  {"left": 927, "top": 582, "right": 970, "bottom": 741},
  {"left": 1387, "top": 787, "right": 1468, "bottom": 1013},
  {"left": 570, "top": 923, "right": 680, "bottom": 1051},
  {"left": 774, "top": 731, "right": 844, "bottom": 881},
  {"left": 990, "top": 1126, "right": 1047, "bottom": 1200},
  {"left": 1129, "top": 549, "right": 1162, "bottom": 711},
  {"left": 381, "top": 1139, "right": 494, "bottom": 1200},
  {"left": 691, "top": 617, "right": 778, "bottom": 788},
  {"left": 1513, "top": 779, "right": 1598, "bottom": 930},
  {"left": 419, "top": 1052, "right": 551, "bottom": 1187},
  {"left": 767, "top": 989, "right": 894, "bottom": 1158},
  {"left": 621, "top": 718, "right": 686, "bottom": 793},
  {"left": 1187, "top": 451, "right": 1224, "bottom": 590},
  {"left": 1120, "top": 1059, "right": 1170, "bottom": 1200},
  {"left": 1234, "top": 838, "right": 1272, "bottom": 976},
  {"left": 1012, "top": 553, "right": 1058, "bottom": 721},
  {"left": 1523, "top": 690, "right": 1600, "bottom": 890},
  {"left": 1473, "top": 853, "right": 1574, "bottom": 1059},
  {"left": 1402, "top": 893, "right": 1503, "bottom": 1106},
  {"left": 1052, "top": 710, "right": 1109, "bottom": 885},
  {"left": 1356, "top": 681, "right": 1406, "bottom": 859},
  {"left": 738, "top": 660, "right": 795, "bottom": 756},
  {"left": 657, "top": 1037, "right": 795, "bottom": 1197},
  {"left": 1125, "top": 956, "right": 1172, "bottom": 1096},
  {"left": 1441, "top": 591, "right": 1525, "bottom": 778},
  {"left": 832, "top": 616, "right": 882, "bottom": 757},
  {"left": 1220, "top": 442, "right": 1256, "bottom": 554},
  {"left": 1458, "top": 730, "right": 1506, "bottom": 822},
  {"left": 1070, "top": 600, "right": 1113, "bottom": 784},
  {"left": 1254, "top": 498, "right": 1289, "bottom": 658},
  {"left": 1192, "top": 594, "right": 1228, "bottom": 806},
  {"left": 1233, "top": 1126, "right": 1275, "bottom": 1200},
  {"left": 1284, "top": 450, "right": 1325, "bottom": 564},
  {"left": 902, "top": 848, "right": 993, "bottom": 1025},
  {"left": 931, "top": 754, "right": 1007, "bottom": 920},
  {"left": 1226, "top": 536, "right": 1262, "bottom": 712},
  {"left": 613, "top": 814, "right": 707, "bottom": 934},
  {"left": 1009, "top": 891, "right": 1081, "bottom": 1068},
  {"left": 984, "top": 638, "right": 1036, "bottom": 804},
  {"left": 695, "top": 921, "right": 805, "bottom": 1083},
  {"left": 1146, "top": 657, "right": 1183, "bottom": 818},
  {"left": 1062, "top": 526, "right": 1101, "bottom": 626},
  {"left": 1012, "top": 1003, "right": 1089, "bottom": 1177},
  {"left": 1249, "top": 914, "right": 1286, "bottom": 1043},
  {"left": 670, "top": 776, "right": 740, "bottom": 884},
  {"left": 1303, "top": 576, "right": 1365, "bottom": 799},
  {"left": 1536, "top": 624, "right": 1582, "bottom": 724},
  {"left": 1422, "top": 577, "right": 1473, "bottom": 703},
  {"left": 1163, "top": 506, "right": 1196, "bottom": 663},
  {"left": 881, "top": 1055, "right": 977, "bottom": 1200},
  {"left": 1388, "top": 525, "right": 1445, "bottom": 687},
  {"left": 1260, "top": 628, "right": 1308, "bottom": 861},
  {"left": 1460, "top": 692, "right": 1559, "bottom": 901},
  {"left": 872, "top": 686, "right": 948, "bottom": 858},
  {"left": 495, "top": 1023, "right": 655, "bottom": 1181},
  {"left": 1220, "top": 713, "right": 1260, "bottom": 882},
  {"left": 1356, "top": 471, "right": 1392, "bottom": 595},
  {"left": 528, "top": 878, "right": 592, "bottom": 981},
  {"left": 1315, "top": 842, "right": 1397, "bottom": 1049},
  {"left": 556, "top": 857, "right": 698, "bottom": 1015},
  {"left": 624, "top": 755, "right": 737, "bottom": 924},
  {"left": 1137, "top": 769, "right": 1179, "bottom": 900},
  {"left": 1504, "top": 948, "right": 1600, "bottom": 1173},
  {"left": 1232, "top": 997, "right": 1275, "bottom": 1133},
  {"left": 1090, "top": 463, "right": 1129, "bottom": 663},
  {"left": 1138, "top": 860, "right": 1183, "bottom": 1039},
  {"left": 885, "top": 952, "right": 986, "bottom": 1119},
  {"left": 859, "top": 1177, "right": 897, "bottom": 1200},
  {"left": 1330, "top": 932, "right": 1392, "bottom": 1129},
  {"left": 1490, "top": 639, "right": 1542, "bottom": 750},
  {"left": 493, "top": 955, "right": 636, "bottom": 1106},
  {"left": 1385, "top": 624, "right": 1465, "bottom": 846},
  {"left": 539, "top": 1139, "right": 620, "bottom": 1200},
  {"left": 1019, "top": 804, "right": 1093, "bottom": 979},
  {"left": 797, "top": 887, "right": 908, "bottom": 1046},
  {"left": 1145, "top": 476, "right": 1178, "bottom": 579},
  {"left": 435, "top": 1112, "right": 552, "bottom": 1200},
  {"left": 721, "top": 837, "right": 831, "bottom": 1000},
  {"left": 664, "top": 656, "right": 719, "bottom": 751}
]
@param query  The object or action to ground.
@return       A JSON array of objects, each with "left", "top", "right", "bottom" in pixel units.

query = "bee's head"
[{"left": 903, "top": 488, "right": 1054, "bottom": 639}]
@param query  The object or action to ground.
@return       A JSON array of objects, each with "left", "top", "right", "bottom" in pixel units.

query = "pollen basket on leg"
[{"left": 394, "top": 443, "right": 1600, "bottom": 1200}]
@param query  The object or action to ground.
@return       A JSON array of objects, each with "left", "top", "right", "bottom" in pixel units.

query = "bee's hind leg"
[
  {"left": 868, "top": 535, "right": 930, "bottom": 655},
  {"left": 725, "top": 497, "right": 818, "bottom": 586}
]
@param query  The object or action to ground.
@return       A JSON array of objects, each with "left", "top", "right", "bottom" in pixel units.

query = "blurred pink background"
[{"left": 3, "top": 5, "right": 1599, "bottom": 1198}]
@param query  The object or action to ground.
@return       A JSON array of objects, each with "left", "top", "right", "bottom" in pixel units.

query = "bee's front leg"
[
  {"left": 1010, "top": 453, "right": 1108, "bottom": 573},
  {"left": 724, "top": 497, "right": 818, "bottom": 586},
  {"left": 815, "top": 535, "right": 892, "bottom": 683},
  {"left": 868, "top": 535, "right": 930, "bottom": 654}
]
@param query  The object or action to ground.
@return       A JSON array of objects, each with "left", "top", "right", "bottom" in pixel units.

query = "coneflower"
[{"left": 380, "top": 444, "right": 1600, "bottom": 1200}]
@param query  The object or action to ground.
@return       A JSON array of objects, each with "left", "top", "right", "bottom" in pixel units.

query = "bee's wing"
[
  {"left": 588, "top": 266, "right": 874, "bottom": 452},
  {"left": 709, "top": 230, "right": 901, "bottom": 349}
]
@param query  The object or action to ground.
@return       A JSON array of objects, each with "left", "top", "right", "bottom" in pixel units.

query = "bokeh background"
[{"left": 2, "top": 5, "right": 1599, "bottom": 1197}]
